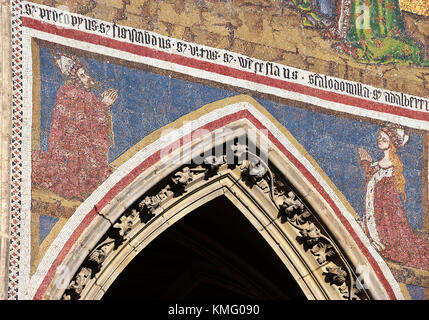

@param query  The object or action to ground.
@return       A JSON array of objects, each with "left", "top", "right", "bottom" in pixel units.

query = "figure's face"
[
  {"left": 377, "top": 131, "right": 390, "bottom": 150},
  {"left": 76, "top": 68, "right": 95, "bottom": 89}
]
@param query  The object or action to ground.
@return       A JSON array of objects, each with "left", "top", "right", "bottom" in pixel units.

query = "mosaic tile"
[{"left": 5, "top": 0, "right": 429, "bottom": 300}]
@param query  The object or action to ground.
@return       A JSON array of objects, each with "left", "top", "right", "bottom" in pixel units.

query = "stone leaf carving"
[
  {"left": 139, "top": 186, "right": 173, "bottom": 218},
  {"left": 237, "top": 158, "right": 268, "bottom": 179},
  {"left": 113, "top": 209, "right": 139, "bottom": 238},
  {"left": 88, "top": 245, "right": 108, "bottom": 266},
  {"left": 279, "top": 191, "right": 309, "bottom": 224},
  {"left": 281, "top": 191, "right": 304, "bottom": 214},
  {"left": 324, "top": 266, "right": 348, "bottom": 286},
  {"left": 248, "top": 160, "right": 268, "bottom": 178},
  {"left": 231, "top": 143, "right": 248, "bottom": 158},
  {"left": 203, "top": 155, "right": 226, "bottom": 170},
  {"left": 273, "top": 178, "right": 287, "bottom": 197},
  {"left": 86, "top": 242, "right": 112, "bottom": 275},
  {"left": 171, "top": 167, "right": 194, "bottom": 186},
  {"left": 231, "top": 143, "right": 366, "bottom": 300},
  {"left": 66, "top": 267, "right": 92, "bottom": 297},
  {"left": 231, "top": 144, "right": 271, "bottom": 195},
  {"left": 140, "top": 196, "right": 162, "bottom": 214},
  {"left": 158, "top": 185, "right": 173, "bottom": 200},
  {"left": 299, "top": 223, "right": 321, "bottom": 247},
  {"left": 310, "top": 242, "right": 336, "bottom": 264},
  {"left": 338, "top": 282, "right": 362, "bottom": 300}
]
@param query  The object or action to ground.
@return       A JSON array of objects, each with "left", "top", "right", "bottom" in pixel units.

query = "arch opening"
[{"left": 102, "top": 196, "right": 306, "bottom": 300}]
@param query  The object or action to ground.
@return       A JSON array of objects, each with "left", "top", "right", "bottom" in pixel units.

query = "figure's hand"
[
  {"left": 101, "top": 88, "right": 118, "bottom": 107},
  {"left": 358, "top": 147, "right": 372, "bottom": 163}
]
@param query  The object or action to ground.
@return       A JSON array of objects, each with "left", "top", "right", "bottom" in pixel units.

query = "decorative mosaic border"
[{"left": 8, "top": 0, "right": 23, "bottom": 300}]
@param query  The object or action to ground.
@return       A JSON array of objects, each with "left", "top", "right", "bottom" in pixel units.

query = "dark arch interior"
[{"left": 103, "top": 196, "right": 306, "bottom": 300}]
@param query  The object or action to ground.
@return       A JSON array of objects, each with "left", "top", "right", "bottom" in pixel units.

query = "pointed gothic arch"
[{"left": 30, "top": 95, "right": 402, "bottom": 300}]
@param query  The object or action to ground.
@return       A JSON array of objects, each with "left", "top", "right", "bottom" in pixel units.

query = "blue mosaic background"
[{"left": 38, "top": 215, "right": 58, "bottom": 244}]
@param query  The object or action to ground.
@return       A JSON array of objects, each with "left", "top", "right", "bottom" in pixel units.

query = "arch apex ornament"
[{"left": 31, "top": 96, "right": 402, "bottom": 300}]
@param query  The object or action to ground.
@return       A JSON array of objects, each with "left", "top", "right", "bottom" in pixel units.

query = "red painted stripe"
[
  {"left": 33, "top": 110, "right": 396, "bottom": 300},
  {"left": 34, "top": 208, "right": 98, "bottom": 299},
  {"left": 22, "top": 17, "right": 429, "bottom": 123}
]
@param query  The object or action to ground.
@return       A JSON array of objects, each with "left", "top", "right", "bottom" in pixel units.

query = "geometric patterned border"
[{"left": 8, "top": 0, "right": 23, "bottom": 300}]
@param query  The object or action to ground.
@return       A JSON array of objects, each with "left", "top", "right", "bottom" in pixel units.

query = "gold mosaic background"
[{"left": 400, "top": 0, "right": 429, "bottom": 16}]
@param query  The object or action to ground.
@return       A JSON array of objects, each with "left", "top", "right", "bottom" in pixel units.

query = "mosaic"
[
  {"left": 4, "top": 0, "right": 429, "bottom": 300},
  {"left": 29, "top": 39, "right": 429, "bottom": 299},
  {"left": 291, "top": 0, "right": 429, "bottom": 65}
]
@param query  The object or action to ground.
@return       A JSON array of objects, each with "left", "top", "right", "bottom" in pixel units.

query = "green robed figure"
[{"left": 286, "top": 0, "right": 429, "bottom": 66}]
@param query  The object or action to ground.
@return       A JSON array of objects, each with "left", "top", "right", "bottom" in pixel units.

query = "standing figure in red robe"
[
  {"left": 32, "top": 52, "right": 118, "bottom": 201},
  {"left": 358, "top": 126, "right": 429, "bottom": 271}
]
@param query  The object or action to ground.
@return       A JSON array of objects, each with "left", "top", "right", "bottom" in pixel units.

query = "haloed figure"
[
  {"left": 32, "top": 52, "right": 118, "bottom": 201},
  {"left": 358, "top": 126, "right": 429, "bottom": 270}
]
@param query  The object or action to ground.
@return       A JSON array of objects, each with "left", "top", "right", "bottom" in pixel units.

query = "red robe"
[
  {"left": 361, "top": 160, "right": 429, "bottom": 271},
  {"left": 32, "top": 84, "right": 112, "bottom": 201}
]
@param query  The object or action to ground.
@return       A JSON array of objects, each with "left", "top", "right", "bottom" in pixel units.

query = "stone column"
[{"left": 0, "top": 0, "right": 11, "bottom": 301}]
